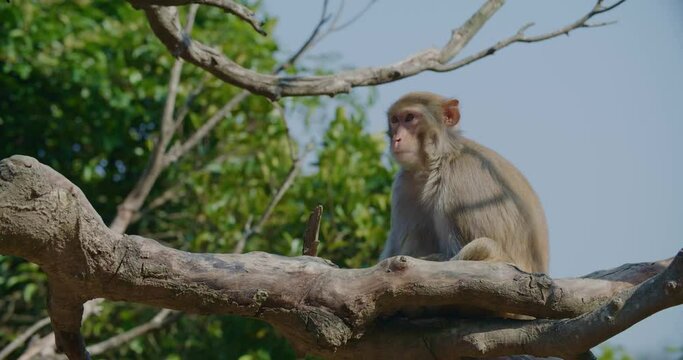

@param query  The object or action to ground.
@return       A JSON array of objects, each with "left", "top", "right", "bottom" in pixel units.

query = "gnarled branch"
[
  {"left": 136, "top": 0, "right": 625, "bottom": 99},
  {"left": 129, "top": 0, "right": 266, "bottom": 35},
  {"left": 0, "top": 155, "right": 680, "bottom": 359}
]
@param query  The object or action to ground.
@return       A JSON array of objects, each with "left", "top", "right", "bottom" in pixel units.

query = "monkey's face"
[{"left": 388, "top": 109, "right": 424, "bottom": 169}]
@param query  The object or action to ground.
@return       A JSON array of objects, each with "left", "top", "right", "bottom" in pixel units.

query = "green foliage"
[
  {"left": 296, "top": 107, "right": 394, "bottom": 267},
  {"left": 667, "top": 345, "right": 683, "bottom": 360},
  {"left": 0, "top": 0, "right": 391, "bottom": 358},
  {"left": 596, "top": 344, "right": 634, "bottom": 360}
]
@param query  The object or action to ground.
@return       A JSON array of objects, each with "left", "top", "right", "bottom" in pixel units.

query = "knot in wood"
[
  {"left": 529, "top": 273, "right": 552, "bottom": 288},
  {"left": 0, "top": 156, "right": 35, "bottom": 181},
  {"left": 386, "top": 256, "right": 409, "bottom": 273},
  {"left": 0, "top": 161, "right": 15, "bottom": 181},
  {"left": 665, "top": 280, "right": 681, "bottom": 295},
  {"left": 252, "top": 289, "right": 269, "bottom": 305},
  {"left": 601, "top": 312, "right": 615, "bottom": 323},
  {"left": 608, "top": 297, "right": 624, "bottom": 314}
]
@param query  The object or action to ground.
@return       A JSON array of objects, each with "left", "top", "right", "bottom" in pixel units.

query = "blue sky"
[{"left": 263, "top": 1, "right": 683, "bottom": 357}]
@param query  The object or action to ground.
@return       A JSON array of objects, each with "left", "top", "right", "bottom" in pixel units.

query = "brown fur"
[{"left": 381, "top": 92, "right": 548, "bottom": 273}]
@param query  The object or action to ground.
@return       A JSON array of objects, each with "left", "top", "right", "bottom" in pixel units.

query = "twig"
[
  {"left": 164, "top": 91, "right": 249, "bottom": 165},
  {"left": 0, "top": 317, "right": 51, "bottom": 360},
  {"left": 16, "top": 333, "right": 54, "bottom": 360},
  {"left": 86, "top": 310, "right": 180, "bottom": 356},
  {"left": 299, "top": 0, "right": 379, "bottom": 53},
  {"left": 326, "top": 0, "right": 377, "bottom": 34},
  {"left": 142, "top": 0, "right": 626, "bottom": 99},
  {"left": 172, "top": 75, "right": 208, "bottom": 134},
  {"left": 232, "top": 154, "right": 306, "bottom": 254},
  {"left": 302, "top": 205, "right": 323, "bottom": 257},
  {"left": 435, "top": 0, "right": 627, "bottom": 72},
  {"left": 273, "top": 0, "right": 331, "bottom": 73},
  {"left": 271, "top": 102, "right": 296, "bottom": 163},
  {"left": 134, "top": 153, "right": 233, "bottom": 221}
]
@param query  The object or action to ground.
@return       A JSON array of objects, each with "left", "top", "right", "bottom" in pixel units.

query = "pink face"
[{"left": 388, "top": 107, "right": 423, "bottom": 168}]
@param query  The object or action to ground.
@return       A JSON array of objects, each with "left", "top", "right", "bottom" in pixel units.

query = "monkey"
[{"left": 380, "top": 92, "right": 548, "bottom": 274}]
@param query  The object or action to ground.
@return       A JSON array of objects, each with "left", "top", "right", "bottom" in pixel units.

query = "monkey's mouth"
[
  {"left": 392, "top": 151, "right": 420, "bottom": 166},
  {"left": 391, "top": 148, "right": 414, "bottom": 155},
  {"left": 392, "top": 150, "right": 414, "bottom": 158}
]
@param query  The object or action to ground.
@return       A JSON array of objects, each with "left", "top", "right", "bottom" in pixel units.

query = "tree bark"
[{"left": 0, "top": 155, "right": 681, "bottom": 359}]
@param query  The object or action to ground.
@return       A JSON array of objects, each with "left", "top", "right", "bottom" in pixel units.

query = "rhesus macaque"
[{"left": 380, "top": 92, "right": 548, "bottom": 273}]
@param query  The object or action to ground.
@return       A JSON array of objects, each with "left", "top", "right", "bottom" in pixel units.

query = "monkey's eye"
[
  {"left": 390, "top": 116, "right": 399, "bottom": 124},
  {"left": 405, "top": 113, "right": 414, "bottom": 122}
]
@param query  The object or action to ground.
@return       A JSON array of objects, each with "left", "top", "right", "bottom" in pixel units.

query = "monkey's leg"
[
  {"left": 452, "top": 237, "right": 513, "bottom": 263},
  {"left": 453, "top": 237, "right": 535, "bottom": 320}
]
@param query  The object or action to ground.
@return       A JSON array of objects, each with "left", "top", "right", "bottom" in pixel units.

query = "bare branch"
[
  {"left": 435, "top": 0, "right": 627, "bottom": 73},
  {"left": 232, "top": 154, "right": 305, "bottom": 253},
  {"left": 0, "top": 317, "right": 51, "bottom": 360},
  {"left": 172, "top": 76, "right": 207, "bottom": 132},
  {"left": 519, "top": 0, "right": 624, "bottom": 43},
  {"left": 139, "top": 0, "right": 627, "bottom": 99},
  {"left": 86, "top": 310, "right": 180, "bottom": 356},
  {"left": 129, "top": 0, "right": 266, "bottom": 35},
  {"left": 16, "top": 333, "right": 55, "bottom": 360},
  {"left": 119, "top": 144, "right": 304, "bottom": 350},
  {"left": 141, "top": 0, "right": 505, "bottom": 99},
  {"left": 301, "top": 0, "right": 378, "bottom": 54},
  {"left": 439, "top": 0, "right": 504, "bottom": 63},
  {"left": 327, "top": 0, "right": 377, "bottom": 34},
  {"left": 274, "top": 0, "right": 332, "bottom": 73},
  {"left": 164, "top": 91, "right": 249, "bottom": 164},
  {"left": 138, "top": 0, "right": 348, "bottom": 225},
  {"left": 593, "top": 0, "right": 627, "bottom": 15},
  {"left": 160, "top": 61, "right": 183, "bottom": 145},
  {"left": 271, "top": 101, "right": 296, "bottom": 163}
]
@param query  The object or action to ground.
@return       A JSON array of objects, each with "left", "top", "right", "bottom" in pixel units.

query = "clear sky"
[{"left": 263, "top": 1, "right": 683, "bottom": 357}]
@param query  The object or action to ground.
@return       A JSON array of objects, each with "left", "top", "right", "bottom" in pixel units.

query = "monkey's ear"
[{"left": 443, "top": 99, "right": 460, "bottom": 127}]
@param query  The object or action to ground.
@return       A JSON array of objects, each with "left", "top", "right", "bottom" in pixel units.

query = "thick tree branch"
[
  {"left": 141, "top": 0, "right": 505, "bottom": 99},
  {"left": 138, "top": 0, "right": 625, "bottom": 99},
  {"left": 16, "top": 6, "right": 206, "bottom": 358},
  {"left": 340, "top": 252, "right": 682, "bottom": 359},
  {"left": 0, "top": 155, "right": 680, "bottom": 359}
]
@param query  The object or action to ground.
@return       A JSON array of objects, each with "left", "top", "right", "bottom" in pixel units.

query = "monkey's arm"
[{"left": 380, "top": 175, "right": 440, "bottom": 260}]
